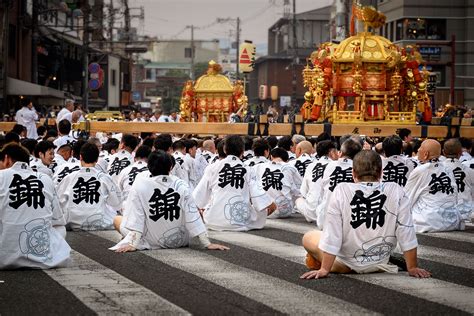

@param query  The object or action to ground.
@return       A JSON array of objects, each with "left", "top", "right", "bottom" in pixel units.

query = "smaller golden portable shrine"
[
  {"left": 301, "top": 2, "right": 432, "bottom": 124},
  {"left": 179, "top": 60, "right": 248, "bottom": 122}
]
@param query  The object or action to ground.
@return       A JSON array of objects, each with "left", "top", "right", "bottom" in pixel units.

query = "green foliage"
[{"left": 194, "top": 62, "right": 209, "bottom": 78}]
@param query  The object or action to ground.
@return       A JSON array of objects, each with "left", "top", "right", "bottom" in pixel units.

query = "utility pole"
[
  {"left": 31, "top": 0, "right": 39, "bottom": 84},
  {"left": 108, "top": 0, "right": 114, "bottom": 51},
  {"left": 123, "top": 0, "right": 130, "bottom": 42},
  {"left": 236, "top": 17, "right": 240, "bottom": 79},
  {"left": 187, "top": 25, "right": 195, "bottom": 80},
  {"left": 292, "top": 0, "right": 297, "bottom": 110},
  {"left": 1, "top": 0, "right": 10, "bottom": 110},
  {"left": 82, "top": 2, "right": 90, "bottom": 110}
]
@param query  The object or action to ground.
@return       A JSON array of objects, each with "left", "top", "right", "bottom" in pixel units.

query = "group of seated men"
[{"left": 0, "top": 119, "right": 472, "bottom": 279}]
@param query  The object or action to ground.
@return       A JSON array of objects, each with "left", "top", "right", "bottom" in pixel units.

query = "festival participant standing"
[
  {"left": 296, "top": 140, "right": 338, "bottom": 222},
  {"left": 254, "top": 148, "right": 300, "bottom": 218},
  {"left": 57, "top": 143, "right": 122, "bottom": 230},
  {"left": 381, "top": 135, "right": 415, "bottom": 187},
  {"left": 15, "top": 98, "right": 38, "bottom": 139},
  {"left": 405, "top": 139, "right": 461, "bottom": 232},
  {"left": 193, "top": 135, "right": 276, "bottom": 231},
  {"left": 442, "top": 139, "right": 474, "bottom": 221},
  {"left": 107, "top": 134, "right": 139, "bottom": 183},
  {"left": 56, "top": 99, "right": 74, "bottom": 123},
  {"left": 301, "top": 150, "right": 430, "bottom": 279},
  {"left": 111, "top": 151, "right": 229, "bottom": 252},
  {"left": 315, "top": 138, "right": 362, "bottom": 228},
  {"left": 0, "top": 143, "right": 70, "bottom": 269}
]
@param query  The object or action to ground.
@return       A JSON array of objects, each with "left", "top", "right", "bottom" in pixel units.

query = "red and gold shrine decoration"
[
  {"left": 179, "top": 60, "right": 248, "bottom": 122},
  {"left": 301, "top": 0, "right": 432, "bottom": 125}
]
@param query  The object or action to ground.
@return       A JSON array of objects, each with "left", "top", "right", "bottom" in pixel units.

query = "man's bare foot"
[{"left": 305, "top": 252, "right": 321, "bottom": 270}]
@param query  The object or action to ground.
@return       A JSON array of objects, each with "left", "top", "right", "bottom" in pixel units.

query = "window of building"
[
  {"left": 396, "top": 18, "right": 446, "bottom": 41},
  {"left": 111, "top": 69, "right": 116, "bottom": 86},
  {"left": 8, "top": 24, "right": 16, "bottom": 59},
  {"left": 145, "top": 69, "right": 156, "bottom": 81}
]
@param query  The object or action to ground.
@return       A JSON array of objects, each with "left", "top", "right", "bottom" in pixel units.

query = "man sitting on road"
[
  {"left": 301, "top": 150, "right": 430, "bottom": 279},
  {"left": 111, "top": 150, "right": 228, "bottom": 252}
]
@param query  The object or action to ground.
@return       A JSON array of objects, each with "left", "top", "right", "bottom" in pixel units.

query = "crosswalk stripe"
[
  {"left": 93, "top": 231, "right": 375, "bottom": 315},
  {"left": 346, "top": 274, "right": 474, "bottom": 313},
  {"left": 67, "top": 231, "right": 282, "bottom": 315},
  {"left": 44, "top": 250, "right": 189, "bottom": 315},
  {"left": 267, "top": 218, "right": 474, "bottom": 267},
  {"left": 208, "top": 231, "right": 474, "bottom": 312},
  {"left": 425, "top": 231, "right": 474, "bottom": 244}
]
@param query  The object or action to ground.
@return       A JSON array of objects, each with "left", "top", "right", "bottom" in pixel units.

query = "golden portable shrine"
[
  {"left": 179, "top": 60, "right": 248, "bottom": 122},
  {"left": 301, "top": 3, "right": 432, "bottom": 125}
]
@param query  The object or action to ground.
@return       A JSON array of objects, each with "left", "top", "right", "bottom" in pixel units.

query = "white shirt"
[
  {"left": 0, "top": 162, "right": 70, "bottom": 269},
  {"left": 193, "top": 155, "right": 272, "bottom": 231},
  {"left": 320, "top": 182, "right": 417, "bottom": 273},
  {"left": 113, "top": 175, "right": 207, "bottom": 250},
  {"left": 381, "top": 155, "right": 415, "bottom": 187},
  {"left": 30, "top": 158, "right": 53, "bottom": 178},
  {"left": 15, "top": 106, "right": 38, "bottom": 139},
  {"left": 158, "top": 115, "right": 171, "bottom": 122},
  {"left": 289, "top": 153, "right": 313, "bottom": 177},
  {"left": 57, "top": 167, "right": 122, "bottom": 230},
  {"left": 56, "top": 107, "right": 72, "bottom": 123},
  {"left": 316, "top": 158, "right": 354, "bottom": 229},
  {"left": 194, "top": 150, "right": 216, "bottom": 183},
  {"left": 443, "top": 158, "right": 474, "bottom": 221},
  {"left": 116, "top": 160, "right": 149, "bottom": 203},
  {"left": 298, "top": 156, "right": 333, "bottom": 221},
  {"left": 254, "top": 160, "right": 300, "bottom": 218},
  {"left": 244, "top": 156, "right": 268, "bottom": 168},
  {"left": 405, "top": 160, "right": 462, "bottom": 233},
  {"left": 53, "top": 135, "right": 76, "bottom": 153},
  {"left": 107, "top": 150, "right": 133, "bottom": 183},
  {"left": 183, "top": 154, "right": 198, "bottom": 190}
]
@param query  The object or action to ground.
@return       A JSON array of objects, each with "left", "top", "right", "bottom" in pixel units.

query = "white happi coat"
[
  {"left": 53, "top": 135, "right": 76, "bottom": 153},
  {"left": 57, "top": 167, "right": 122, "bottom": 230},
  {"left": 30, "top": 158, "right": 53, "bottom": 178},
  {"left": 56, "top": 108, "right": 72, "bottom": 123},
  {"left": 242, "top": 150, "right": 254, "bottom": 162},
  {"left": 244, "top": 156, "right": 268, "bottom": 168},
  {"left": 183, "top": 154, "right": 198, "bottom": 190},
  {"left": 320, "top": 182, "right": 417, "bottom": 273},
  {"left": 460, "top": 151, "right": 473, "bottom": 163},
  {"left": 463, "top": 159, "right": 474, "bottom": 170},
  {"left": 443, "top": 158, "right": 474, "bottom": 220},
  {"left": 316, "top": 158, "right": 354, "bottom": 229},
  {"left": 116, "top": 160, "right": 149, "bottom": 203},
  {"left": 194, "top": 150, "right": 216, "bottom": 183},
  {"left": 53, "top": 160, "right": 81, "bottom": 186},
  {"left": 15, "top": 106, "right": 38, "bottom": 139},
  {"left": 381, "top": 155, "right": 415, "bottom": 187},
  {"left": 113, "top": 175, "right": 207, "bottom": 250},
  {"left": 172, "top": 151, "right": 189, "bottom": 183},
  {"left": 254, "top": 160, "right": 299, "bottom": 218},
  {"left": 405, "top": 160, "right": 462, "bottom": 233},
  {"left": 107, "top": 149, "right": 133, "bottom": 183},
  {"left": 193, "top": 155, "right": 272, "bottom": 231},
  {"left": 297, "top": 156, "right": 332, "bottom": 222},
  {"left": 289, "top": 153, "right": 313, "bottom": 178},
  {"left": 0, "top": 162, "right": 70, "bottom": 269}
]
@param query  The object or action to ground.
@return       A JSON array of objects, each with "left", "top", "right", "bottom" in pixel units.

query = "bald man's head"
[
  {"left": 295, "top": 140, "right": 313, "bottom": 158},
  {"left": 443, "top": 139, "right": 462, "bottom": 159},
  {"left": 418, "top": 139, "right": 441, "bottom": 162},
  {"left": 203, "top": 139, "right": 216, "bottom": 154}
]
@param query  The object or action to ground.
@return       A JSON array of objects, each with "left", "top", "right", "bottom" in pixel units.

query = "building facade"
[{"left": 378, "top": 0, "right": 474, "bottom": 107}]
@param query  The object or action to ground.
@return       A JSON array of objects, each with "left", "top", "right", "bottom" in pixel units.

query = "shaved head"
[
  {"left": 418, "top": 139, "right": 441, "bottom": 162},
  {"left": 296, "top": 140, "right": 313, "bottom": 157},
  {"left": 443, "top": 139, "right": 462, "bottom": 158},
  {"left": 203, "top": 139, "right": 216, "bottom": 154}
]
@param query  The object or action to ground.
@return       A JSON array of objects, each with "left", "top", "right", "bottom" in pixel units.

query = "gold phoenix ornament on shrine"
[
  {"left": 301, "top": 1, "right": 432, "bottom": 124},
  {"left": 179, "top": 60, "right": 248, "bottom": 122}
]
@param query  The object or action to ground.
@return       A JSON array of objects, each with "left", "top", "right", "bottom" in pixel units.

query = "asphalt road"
[{"left": 1, "top": 215, "right": 473, "bottom": 315}]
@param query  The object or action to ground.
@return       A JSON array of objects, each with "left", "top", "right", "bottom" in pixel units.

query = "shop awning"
[{"left": 7, "top": 77, "right": 65, "bottom": 99}]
